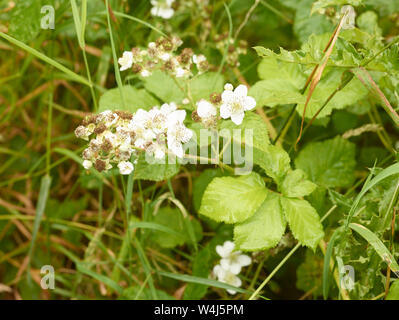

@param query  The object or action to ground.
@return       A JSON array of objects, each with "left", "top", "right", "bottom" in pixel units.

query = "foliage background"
[{"left": 0, "top": 0, "right": 398, "bottom": 300}]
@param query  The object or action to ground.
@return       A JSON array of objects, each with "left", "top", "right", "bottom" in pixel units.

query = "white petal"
[
  {"left": 230, "top": 112, "right": 245, "bottom": 125},
  {"left": 197, "top": 100, "right": 216, "bottom": 118},
  {"left": 224, "top": 83, "right": 233, "bottom": 91},
  {"left": 234, "top": 84, "right": 248, "bottom": 98},
  {"left": 220, "top": 104, "right": 232, "bottom": 119},
  {"left": 160, "top": 8, "right": 174, "bottom": 19},
  {"left": 238, "top": 254, "right": 252, "bottom": 267},
  {"left": 169, "top": 140, "right": 184, "bottom": 158},
  {"left": 223, "top": 241, "right": 235, "bottom": 254},
  {"left": 118, "top": 161, "right": 134, "bottom": 175},
  {"left": 83, "top": 160, "right": 92, "bottom": 169},
  {"left": 168, "top": 110, "right": 186, "bottom": 124},
  {"left": 221, "top": 90, "right": 234, "bottom": 103},
  {"left": 244, "top": 96, "right": 256, "bottom": 110},
  {"left": 229, "top": 263, "right": 242, "bottom": 275},
  {"left": 181, "top": 127, "right": 193, "bottom": 143},
  {"left": 220, "top": 259, "right": 231, "bottom": 271}
]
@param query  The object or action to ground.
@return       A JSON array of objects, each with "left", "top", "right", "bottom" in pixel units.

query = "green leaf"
[
  {"left": 294, "top": 0, "right": 334, "bottom": 44},
  {"left": 281, "top": 169, "right": 317, "bottom": 198},
  {"left": 250, "top": 79, "right": 306, "bottom": 107},
  {"left": 190, "top": 72, "right": 224, "bottom": 104},
  {"left": 77, "top": 263, "right": 123, "bottom": 294},
  {"left": 98, "top": 85, "right": 159, "bottom": 113},
  {"left": 281, "top": 197, "right": 324, "bottom": 249},
  {"left": 143, "top": 70, "right": 185, "bottom": 103},
  {"left": 193, "top": 169, "right": 228, "bottom": 212},
  {"left": 295, "top": 136, "right": 356, "bottom": 188},
  {"left": 249, "top": 53, "right": 306, "bottom": 107},
  {"left": 234, "top": 193, "right": 286, "bottom": 251},
  {"left": 386, "top": 281, "right": 399, "bottom": 300},
  {"left": 220, "top": 112, "right": 270, "bottom": 149},
  {"left": 183, "top": 247, "right": 213, "bottom": 300},
  {"left": 254, "top": 144, "right": 291, "bottom": 184},
  {"left": 296, "top": 69, "right": 368, "bottom": 118},
  {"left": 149, "top": 207, "right": 203, "bottom": 249},
  {"left": 349, "top": 223, "right": 399, "bottom": 273},
  {"left": 311, "top": 0, "right": 364, "bottom": 14},
  {"left": 297, "top": 249, "right": 324, "bottom": 297},
  {"left": 133, "top": 154, "right": 180, "bottom": 182},
  {"left": 199, "top": 172, "right": 268, "bottom": 224},
  {"left": 8, "top": 0, "right": 45, "bottom": 42}
]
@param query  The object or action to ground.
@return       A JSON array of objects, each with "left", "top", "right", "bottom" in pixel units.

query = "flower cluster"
[
  {"left": 212, "top": 241, "right": 251, "bottom": 295},
  {"left": 75, "top": 104, "right": 193, "bottom": 175},
  {"left": 194, "top": 83, "right": 256, "bottom": 126},
  {"left": 150, "top": 0, "right": 176, "bottom": 19},
  {"left": 118, "top": 37, "right": 208, "bottom": 79},
  {"left": 215, "top": 33, "right": 247, "bottom": 68}
]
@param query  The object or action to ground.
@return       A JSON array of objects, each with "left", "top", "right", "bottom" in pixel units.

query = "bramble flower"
[
  {"left": 220, "top": 84, "right": 256, "bottom": 125},
  {"left": 75, "top": 104, "right": 193, "bottom": 172},
  {"left": 118, "top": 51, "right": 134, "bottom": 71},
  {"left": 197, "top": 99, "right": 217, "bottom": 119},
  {"left": 216, "top": 241, "right": 251, "bottom": 274},
  {"left": 166, "top": 109, "right": 192, "bottom": 157},
  {"left": 118, "top": 161, "right": 134, "bottom": 175},
  {"left": 151, "top": 0, "right": 175, "bottom": 19},
  {"left": 213, "top": 264, "right": 242, "bottom": 295},
  {"left": 82, "top": 160, "right": 92, "bottom": 170},
  {"left": 341, "top": 5, "right": 356, "bottom": 29}
]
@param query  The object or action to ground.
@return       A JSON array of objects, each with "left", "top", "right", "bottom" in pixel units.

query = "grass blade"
[
  {"left": 0, "top": 32, "right": 90, "bottom": 86},
  {"left": 27, "top": 175, "right": 52, "bottom": 273},
  {"left": 349, "top": 223, "right": 399, "bottom": 273}
]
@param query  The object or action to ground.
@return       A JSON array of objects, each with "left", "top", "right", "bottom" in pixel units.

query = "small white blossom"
[
  {"left": 82, "top": 160, "right": 92, "bottom": 170},
  {"left": 196, "top": 99, "right": 217, "bottom": 119},
  {"left": 118, "top": 51, "right": 134, "bottom": 71},
  {"left": 150, "top": 0, "right": 175, "bottom": 19},
  {"left": 341, "top": 5, "right": 356, "bottom": 30},
  {"left": 224, "top": 83, "right": 234, "bottom": 91},
  {"left": 193, "top": 54, "right": 206, "bottom": 65},
  {"left": 220, "top": 84, "right": 256, "bottom": 125},
  {"left": 141, "top": 69, "right": 151, "bottom": 77},
  {"left": 118, "top": 161, "right": 134, "bottom": 175},
  {"left": 213, "top": 264, "right": 242, "bottom": 295},
  {"left": 182, "top": 98, "right": 190, "bottom": 105},
  {"left": 167, "top": 110, "right": 193, "bottom": 158},
  {"left": 216, "top": 241, "right": 251, "bottom": 275},
  {"left": 175, "top": 67, "right": 188, "bottom": 78}
]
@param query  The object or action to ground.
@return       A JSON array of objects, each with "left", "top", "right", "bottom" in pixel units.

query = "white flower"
[
  {"left": 118, "top": 161, "right": 134, "bottom": 175},
  {"left": 148, "top": 142, "right": 166, "bottom": 159},
  {"left": 166, "top": 110, "right": 193, "bottom": 158},
  {"left": 118, "top": 51, "right": 133, "bottom": 71},
  {"left": 75, "top": 125, "right": 91, "bottom": 140},
  {"left": 341, "top": 5, "right": 356, "bottom": 30},
  {"left": 175, "top": 67, "right": 188, "bottom": 78},
  {"left": 196, "top": 99, "right": 217, "bottom": 119},
  {"left": 182, "top": 98, "right": 190, "bottom": 105},
  {"left": 160, "top": 52, "right": 171, "bottom": 61},
  {"left": 216, "top": 241, "right": 251, "bottom": 275},
  {"left": 220, "top": 84, "right": 256, "bottom": 125},
  {"left": 82, "top": 160, "right": 92, "bottom": 170},
  {"left": 224, "top": 83, "right": 234, "bottom": 91},
  {"left": 193, "top": 54, "right": 206, "bottom": 65},
  {"left": 213, "top": 264, "right": 242, "bottom": 295},
  {"left": 150, "top": 0, "right": 175, "bottom": 19},
  {"left": 141, "top": 69, "right": 151, "bottom": 77}
]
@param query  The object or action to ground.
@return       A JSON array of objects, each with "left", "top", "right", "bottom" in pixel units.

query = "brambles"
[{"left": 1, "top": 0, "right": 399, "bottom": 302}]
